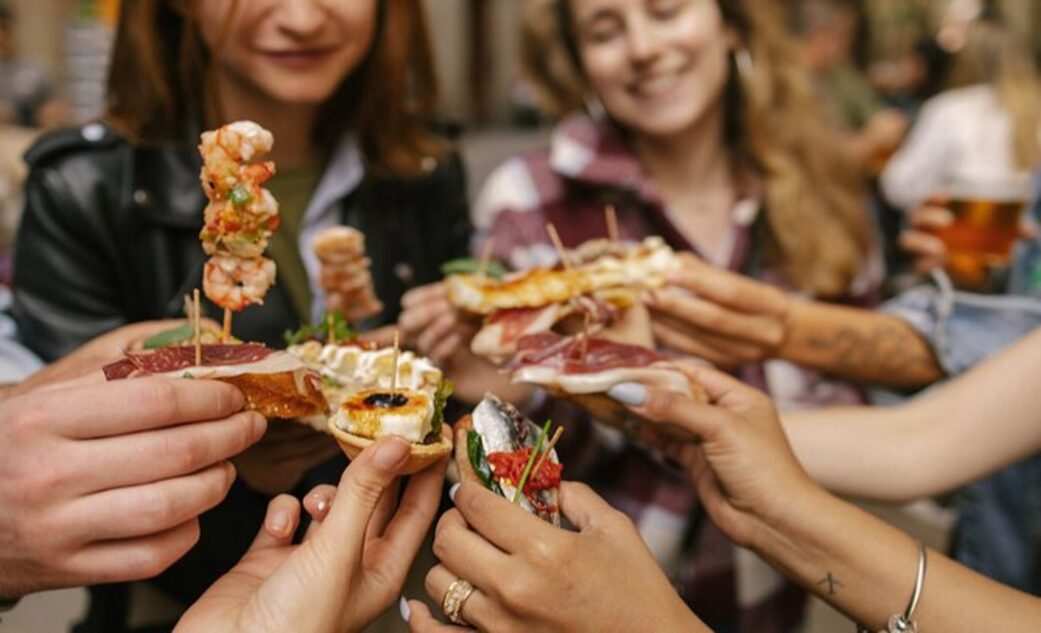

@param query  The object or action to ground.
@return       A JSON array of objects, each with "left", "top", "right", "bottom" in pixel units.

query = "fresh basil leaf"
[
  {"left": 143, "top": 323, "right": 195, "bottom": 349},
  {"left": 431, "top": 379, "right": 454, "bottom": 436},
  {"left": 440, "top": 258, "right": 506, "bottom": 280},
  {"left": 467, "top": 430, "right": 502, "bottom": 495}
]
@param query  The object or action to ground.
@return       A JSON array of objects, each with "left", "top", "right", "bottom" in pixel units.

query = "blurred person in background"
[
  {"left": 789, "top": 0, "right": 908, "bottom": 176},
  {"left": 880, "top": 2, "right": 1041, "bottom": 215},
  {"left": 10, "top": 1, "right": 468, "bottom": 630},
  {"left": 397, "top": 0, "right": 913, "bottom": 630},
  {"left": 0, "top": 2, "right": 69, "bottom": 129}
]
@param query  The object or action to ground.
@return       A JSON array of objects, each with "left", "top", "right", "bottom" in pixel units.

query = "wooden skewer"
[
  {"left": 391, "top": 330, "right": 401, "bottom": 393},
  {"left": 222, "top": 307, "right": 232, "bottom": 343},
  {"left": 545, "top": 223, "right": 572, "bottom": 272},
  {"left": 477, "top": 237, "right": 496, "bottom": 279},
  {"left": 193, "top": 289, "right": 202, "bottom": 367},
  {"left": 327, "top": 313, "right": 336, "bottom": 345},
  {"left": 605, "top": 205, "right": 620, "bottom": 243},
  {"left": 532, "top": 426, "right": 564, "bottom": 479}
]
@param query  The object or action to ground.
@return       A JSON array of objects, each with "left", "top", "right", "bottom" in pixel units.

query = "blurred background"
[{"left": 1, "top": 0, "right": 1039, "bottom": 631}]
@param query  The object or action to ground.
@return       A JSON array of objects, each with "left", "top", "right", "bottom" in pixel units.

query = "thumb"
[
  {"left": 323, "top": 436, "right": 411, "bottom": 546},
  {"left": 559, "top": 481, "right": 618, "bottom": 532}
]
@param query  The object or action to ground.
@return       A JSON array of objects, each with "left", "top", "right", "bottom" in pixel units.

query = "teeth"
[{"left": 636, "top": 74, "right": 679, "bottom": 97}]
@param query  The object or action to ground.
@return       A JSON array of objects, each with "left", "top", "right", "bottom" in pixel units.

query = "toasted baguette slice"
[{"left": 328, "top": 419, "right": 452, "bottom": 475}]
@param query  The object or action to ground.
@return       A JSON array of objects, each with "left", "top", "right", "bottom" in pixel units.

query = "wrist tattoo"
[
  {"left": 817, "top": 572, "right": 844, "bottom": 596},
  {"left": 803, "top": 324, "right": 938, "bottom": 380}
]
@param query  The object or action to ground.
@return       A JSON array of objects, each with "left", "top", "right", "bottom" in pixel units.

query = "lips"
[
  {"left": 259, "top": 47, "right": 337, "bottom": 69},
  {"left": 632, "top": 73, "right": 682, "bottom": 98}
]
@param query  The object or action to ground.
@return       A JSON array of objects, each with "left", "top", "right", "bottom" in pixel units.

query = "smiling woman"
[{"left": 11, "top": 0, "right": 470, "bottom": 630}]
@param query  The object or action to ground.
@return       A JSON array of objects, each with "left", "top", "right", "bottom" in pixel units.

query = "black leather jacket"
[{"left": 13, "top": 122, "right": 471, "bottom": 361}]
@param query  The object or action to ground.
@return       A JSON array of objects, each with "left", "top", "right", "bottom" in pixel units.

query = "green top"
[{"left": 264, "top": 164, "right": 321, "bottom": 323}]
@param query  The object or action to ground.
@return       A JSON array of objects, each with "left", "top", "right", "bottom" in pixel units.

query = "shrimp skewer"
[
  {"left": 198, "top": 121, "right": 281, "bottom": 336},
  {"left": 313, "top": 226, "right": 383, "bottom": 323}
]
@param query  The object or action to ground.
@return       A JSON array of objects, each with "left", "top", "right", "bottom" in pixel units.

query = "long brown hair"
[
  {"left": 523, "top": 0, "right": 871, "bottom": 297},
  {"left": 945, "top": 16, "right": 1041, "bottom": 171},
  {"left": 105, "top": 0, "right": 444, "bottom": 177}
]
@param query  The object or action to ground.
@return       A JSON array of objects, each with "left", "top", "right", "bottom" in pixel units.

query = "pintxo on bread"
[
  {"left": 446, "top": 236, "right": 677, "bottom": 362},
  {"left": 103, "top": 344, "right": 327, "bottom": 419}
]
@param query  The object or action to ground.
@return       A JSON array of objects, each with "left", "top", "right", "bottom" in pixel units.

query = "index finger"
[
  {"left": 666, "top": 255, "right": 788, "bottom": 315},
  {"left": 35, "top": 377, "right": 246, "bottom": 439},
  {"left": 452, "top": 482, "right": 557, "bottom": 554}
]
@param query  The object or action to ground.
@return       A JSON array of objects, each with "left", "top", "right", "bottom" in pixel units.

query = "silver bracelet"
[{"left": 856, "top": 540, "right": 927, "bottom": 633}]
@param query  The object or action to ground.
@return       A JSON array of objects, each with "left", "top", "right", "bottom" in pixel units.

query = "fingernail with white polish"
[
  {"left": 448, "top": 482, "right": 460, "bottom": 503},
  {"left": 607, "top": 382, "right": 647, "bottom": 406},
  {"left": 398, "top": 596, "right": 411, "bottom": 622}
]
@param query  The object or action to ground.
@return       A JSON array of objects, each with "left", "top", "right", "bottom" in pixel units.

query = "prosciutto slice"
[{"left": 103, "top": 344, "right": 275, "bottom": 379}]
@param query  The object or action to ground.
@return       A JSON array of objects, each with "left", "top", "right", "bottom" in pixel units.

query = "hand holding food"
[
  {"left": 411, "top": 481, "right": 706, "bottom": 633},
  {"left": 644, "top": 252, "right": 790, "bottom": 367},
  {"left": 176, "top": 436, "right": 448, "bottom": 633},
  {"left": 504, "top": 332, "right": 706, "bottom": 434},
  {"left": 606, "top": 363, "right": 817, "bottom": 549},
  {"left": 0, "top": 377, "right": 265, "bottom": 599},
  {"left": 399, "top": 281, "right": 476, "bottom": 364}
]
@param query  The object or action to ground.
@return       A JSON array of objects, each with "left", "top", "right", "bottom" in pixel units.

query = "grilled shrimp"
[
  {"left": 203, "top": 254, "right": 277, "bottom": 312},
  {"left": 199, "top": 121, "right": 275, "bottom": 201},
  {"left": 312, "top": 226, "right": 383, "bottom": 322}
]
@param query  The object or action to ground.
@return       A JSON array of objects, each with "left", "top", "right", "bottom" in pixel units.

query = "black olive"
[{"left": 364, "top": 392, "right": 409, "bottom": 409}]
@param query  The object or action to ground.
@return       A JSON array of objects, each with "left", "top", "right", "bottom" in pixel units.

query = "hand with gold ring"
[
  {"left": 442, "top": 577, "right": 477, "bottom": 625},
  {"left": 404, "top": 481, "right": 708, "bottom": 632}
]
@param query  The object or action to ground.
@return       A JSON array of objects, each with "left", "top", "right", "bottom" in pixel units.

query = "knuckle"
[{"left": 139, "top": 380, "right": 180, "bottom": 424}]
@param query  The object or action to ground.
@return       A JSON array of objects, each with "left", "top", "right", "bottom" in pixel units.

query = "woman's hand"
[
  {"left": 645, "top": 253, "right": 790, "bottom": 367},
  {"left": 609, "top": 364, "right": 819, "bottom": 549},
  {"left": 399, "top": 282, "right": 477, "bottom": 364},
  {"left": 408, "top": 481, "right": 706, "bottom": 633},
  {"left": 176, "top": 435, "right": 448, "bottom": 633},
  {"left": 398, "top": 282, "right": 532, "bottom": 406},
  {"left": 898, "top": 196, "right": 954, "bottom": 274}
]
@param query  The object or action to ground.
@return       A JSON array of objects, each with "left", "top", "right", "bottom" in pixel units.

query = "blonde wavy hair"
[
  {"left": 946, "top": 17, "right": 1041, "bottom": 170},
  {"left": 522, "top": 0, "right": 870, "bottom": 297}
]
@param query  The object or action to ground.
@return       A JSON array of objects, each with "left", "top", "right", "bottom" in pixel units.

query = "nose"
[
  {"left": 275, "top": 0, "right": 327, "bottom": 38},
  {"left": 625, "top": 14, "right": 663, "bottom": 66}
]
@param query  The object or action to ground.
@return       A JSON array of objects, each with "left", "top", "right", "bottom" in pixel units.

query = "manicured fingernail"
[
  {"left": 374, "top": 436, "right": 410, "bottom": 470},
  {"left": 398, "top": 595, "right": 411, "bottom": 621},
  {"left": 448, "top": 482, "right": 460, "bottom": 503},
  {"left": 267, "top": 511, "right": 290, "bottom": 537},
  {"left": 607, "top": 382, "right": 647, "bottom": 406}
]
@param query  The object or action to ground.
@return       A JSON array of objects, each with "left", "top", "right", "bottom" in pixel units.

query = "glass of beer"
[{"left": 932, "top": 172, "right": 1030, "bottom": 292}]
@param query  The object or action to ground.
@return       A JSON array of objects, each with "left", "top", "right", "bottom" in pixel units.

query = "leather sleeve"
[{"left": 12, "top": 164, "right": 128, "bottom": 362}]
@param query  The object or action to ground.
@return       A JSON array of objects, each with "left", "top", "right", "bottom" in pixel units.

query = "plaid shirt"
[{"left": 474, "top": 114, "right": 880, "bottom": 632}]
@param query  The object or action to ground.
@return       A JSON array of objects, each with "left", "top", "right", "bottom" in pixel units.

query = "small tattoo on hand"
[{"left": 818, "top": 573, "right": 844, "bottom": 595}]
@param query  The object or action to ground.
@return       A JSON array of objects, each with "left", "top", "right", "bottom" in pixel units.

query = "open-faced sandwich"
[
  {"left": 103, "top": 343, "right": 327, "bottom": 419},
  {"left": 504, "top": 332, "right": 707, "bottom": 432},
  {"left": 455, "top": 394, "right": 562, "bottom": 525},
  {"left": 445, "top": 236, "right": 677, "bottom": 363}
]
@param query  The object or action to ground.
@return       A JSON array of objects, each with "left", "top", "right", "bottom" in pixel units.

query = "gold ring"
[{"left": 441, "top": 578, "right": 476, "bottom": 625}]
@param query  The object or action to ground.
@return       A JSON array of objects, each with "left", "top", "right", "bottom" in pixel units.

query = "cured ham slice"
[
  {"left": 103, "top": 345, "right": 327, "bottom": 420},
  {"left": 506, "top": 332, "right": 707, "bottom": 430}
]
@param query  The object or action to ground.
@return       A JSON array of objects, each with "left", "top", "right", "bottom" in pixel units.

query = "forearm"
[
  {"left": 783, "top": 405, "right": 937, "bottom": 502},
  {"left": 758, "top": 484, "right": 1041, "bottom": 631},
  {"left": 778, "top": 300, "right": 943, "bottom": 389},
  {"left": 786, "top": 326, "right": 1041, "bottom": 501}
]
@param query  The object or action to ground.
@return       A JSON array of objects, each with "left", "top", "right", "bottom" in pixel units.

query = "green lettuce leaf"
[
  {"left": 440, "top": 257, "right": 506, "bottom": 280},
  {"left": 431, "top": 379, "right": 454, "bottom": 437}
]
